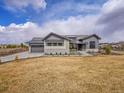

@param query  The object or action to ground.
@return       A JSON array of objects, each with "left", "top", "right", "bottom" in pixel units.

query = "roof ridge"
[
  {"left": 42, "top": 32, "right": 71, "bottom": 41},
  {"left": 33, "top": 37, "right": 43, "bottom": 38}
]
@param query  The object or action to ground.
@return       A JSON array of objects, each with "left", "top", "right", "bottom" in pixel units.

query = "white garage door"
[{"left": 31, "top": 45, "right": 44, "bottom": 52}]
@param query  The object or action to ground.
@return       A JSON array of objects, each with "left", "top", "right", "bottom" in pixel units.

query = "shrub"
[
  {"left": 20, "top": 43, "right": 24, "bottom": 48},
  {"left": 60, "top": 52, "right": 61, "bottom": 55},
  {"left": 56, "top": 52, "right": 57, "bottom": 55},
  {"left": 104, "top": 46, "right": 111, "bottom": 55},
  {"left": 7, "top": 44, "right": 17, "bottom": 48}
]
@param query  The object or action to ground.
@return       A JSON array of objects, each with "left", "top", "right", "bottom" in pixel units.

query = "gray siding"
[
  {"left": 44, "top": 35, "right": 70, "bottom": 54},
  {"left": 83, "top": 37, "right": 99, "bottom": 52},
  {"left": 29, "top": 33, "right": 100, "bottom": 53},
  {"left": 46, "top": 35, "right": 62, "bottom": 40}
]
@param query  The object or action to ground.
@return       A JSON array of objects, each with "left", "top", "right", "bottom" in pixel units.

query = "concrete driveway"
[
  {"left": 0, "top": 51, "right": 92, "bottom": 63},
  {"left": 0, "top": 51, "right": 44, "bottom": 63}
]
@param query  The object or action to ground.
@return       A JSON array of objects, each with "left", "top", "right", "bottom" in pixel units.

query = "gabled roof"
[
  {"left": 29, "top": 37, "right": 44, "bottom": 44},
  {"left": 64, "top": 34, "right": 101, "bottom": 41},
  {"left": 64, "top": 35, "right": 89, "bottom": 40},
  {"left": 64, "top": 35, "right": 89, "bottom": 38},
  {"left": 81, "top": 34, "right": 101, "bottom": 40},
  {"left": 28, "top": 33, "right": 101, "bottom": 45},
  {"left": 42, "top": 32, "right": 71, "bottom": 41}
]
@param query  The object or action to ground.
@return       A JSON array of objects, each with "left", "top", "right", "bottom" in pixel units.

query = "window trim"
[
  {"left": 47, "top": 43, "right": 52, "bottom": 46},
  {"left": 90, "top": 41, "right": 96, "bottom": 49},
  {"left": 53, "top": 43, "right": 57, "bottom": 46},
  {"left": 58, "top": 43, "right": 63, "bottom": 46},
  {"left": 46, "top": 42, "right": 64, "bottom": 46}
]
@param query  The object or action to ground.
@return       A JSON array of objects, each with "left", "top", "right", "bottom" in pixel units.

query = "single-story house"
[{"left": 28, "top": 32, "right": 101, "bottom": 54}]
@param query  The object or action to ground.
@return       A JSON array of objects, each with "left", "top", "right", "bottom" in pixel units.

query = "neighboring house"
[
  {"left": 99, "top": 41, "right": 124, "bottom": 51},
  {"left": 99, "top": 43, "right": 110, "bottom": 49},
  {"left": 28, "top": 32, "right": 101, "bottom": 54},
  {"left": 110, "top": 42, "right": 124, "bottom": 51}
]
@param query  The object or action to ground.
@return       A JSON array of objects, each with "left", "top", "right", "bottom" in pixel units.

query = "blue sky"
[
  {"left": 0, "top": 0, "right": 124, "bottom": 43},
  {"left": 0, "top": 0, "right": 106, "bottom": 25}
]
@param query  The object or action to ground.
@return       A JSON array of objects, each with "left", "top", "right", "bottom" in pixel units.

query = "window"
[
  {"left": 47, "top": 43, "right": 52, "bottom": 46},
  {"left": 58, "top": 43, "right": 63, "bottom": 46},
  {"left": 79, "top": 39, "right": 82, "bottom": 42},
  {"left": 90, "top": 41, "right": 96, "bottom": 49},
  {"left": 53, "top": 43, "right": 57, "bottom": 46},
  {"left": 46, "top": 42, "right": 63, "bottom": 46},
  {"left": 31, "top": 45, "right": 43, "bottom": 47}
]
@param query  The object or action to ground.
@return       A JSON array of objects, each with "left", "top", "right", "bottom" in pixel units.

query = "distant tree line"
[{"left": 0, "top": 43, "right": 28, "bottom": 49}]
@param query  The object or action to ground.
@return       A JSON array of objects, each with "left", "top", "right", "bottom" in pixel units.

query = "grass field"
[{"left": 0, "top": 56, "right": 124, "bottom": 93}]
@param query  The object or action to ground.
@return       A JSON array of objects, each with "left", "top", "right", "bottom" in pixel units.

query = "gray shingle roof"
[
  {"left": 43, "top": 32, "right": 71, "bottom": 41},
  {"left": 29, "top": 37, "right": 44, "bottom": 44},
  {"left": 64, "top": 34, "right": 101, "bottom": 40},
  {"left": 64, "top": 35, "right": 89, "bottom": 40},
  {"left": 63, "top": 35, "right": 89, "bottom": 43},
  {"left": 63, "top": 34, "right": 101, "bottom": 43},
  {"left": 28, "top": 33, "right": 101, "bottom": 45}
]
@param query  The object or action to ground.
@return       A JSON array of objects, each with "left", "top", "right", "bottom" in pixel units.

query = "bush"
[
  {"left": 60, "top": 52, "right": 61, "bottom": 55},
  {"left": 104, "top": 46, "right": 111, "bottom": 55},
  {"left": 6, "top": 44, "right": 17, "bottom": 48},
  {"left": 20, "top": 43, "right": 24, "bottom": 48}
]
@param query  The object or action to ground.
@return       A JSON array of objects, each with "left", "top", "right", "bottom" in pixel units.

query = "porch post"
[{"left": 76, "top": 44, "right": 78, "bottom": 51}]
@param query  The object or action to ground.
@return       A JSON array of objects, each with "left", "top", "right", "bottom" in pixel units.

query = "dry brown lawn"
[
  {"left": 0, "top": 48, "right": 27, "bottom": 57},
  {"left": 0, "top": 55, "right": 124, "bottom": 93}
]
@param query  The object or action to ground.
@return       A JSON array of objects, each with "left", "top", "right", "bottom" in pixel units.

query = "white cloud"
[
  {"left": 41, "top": 15, "right": 99, "bottom": 35},
  {"left": 1, "top": 0, "right": 124, "bottom": 43},
  {"left": 77, "top": 4, "right": 101, "bottom": 13},
  {"left": 0, "top": 22, "right": 41, "bottom": 43},
  {"left": 0, "top": 16, "right": 99, "bottom": 44},
  {"left": 0, "top": 26, "right": 5, "bottom": 32},
  {"left": 102, "top": 0, "right": 124, "bottom": 13},
  {"left": 4, "top": 0, "right": 47, "bottom": 12},
  {"left": 97, "top": 0, "right": 124, "bottom": 42},
  {"left": 43, "top": 1, "right": 101, "bottom": 20}
]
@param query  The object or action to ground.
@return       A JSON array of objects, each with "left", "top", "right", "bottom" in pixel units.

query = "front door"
[
  {"left": 78, "top": 44, "right": 86, "bottom": 51},
  {"left": 78, "top": 44, "right": 82, "bottom": 51}
]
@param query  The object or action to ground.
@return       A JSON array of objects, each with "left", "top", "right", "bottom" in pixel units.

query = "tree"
[{"left": 20, "top": 43, "right": 24, "bottom": 48}]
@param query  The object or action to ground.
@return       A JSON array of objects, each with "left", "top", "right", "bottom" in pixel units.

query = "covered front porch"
[
  {"left": 77, "top": 44, "right": 86, "bottom": 51},
  {"left": 69, "top": 43, "right": 91, "bottom": 55},
  {"left": 70, "top": 42, "right": 87, "bottom": 52}
]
